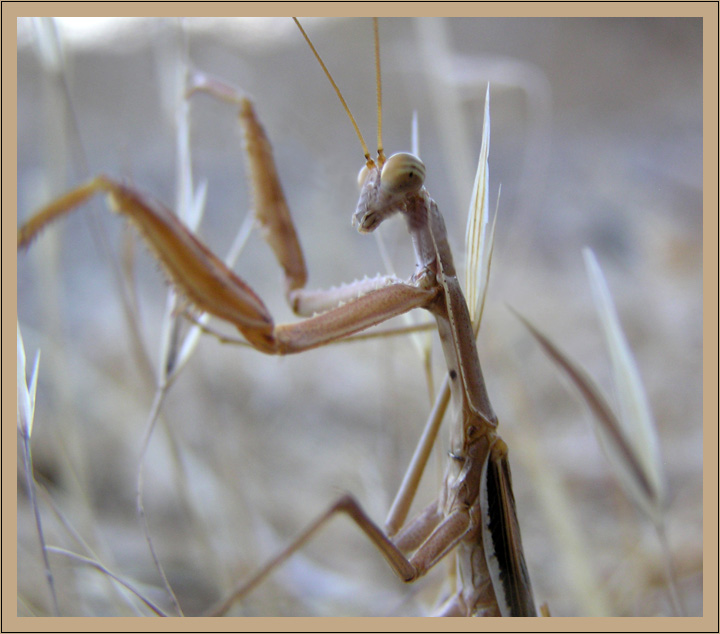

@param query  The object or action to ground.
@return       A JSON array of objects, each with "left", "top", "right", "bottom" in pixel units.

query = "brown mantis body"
[{"left": 18, "top": 18, "right": 537, "bottom": 616}]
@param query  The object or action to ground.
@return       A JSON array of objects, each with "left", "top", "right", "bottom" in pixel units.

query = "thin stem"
[{"left": 21, "top": 434, "right": 60, "bottom": 615}]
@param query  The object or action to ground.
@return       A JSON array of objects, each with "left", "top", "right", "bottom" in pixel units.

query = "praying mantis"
[
  {"left": 18, "top": 17, "right": 538, "bottom": 617},
  {"left": 18, "top": 19, "right": 702, "bottom": 615}
]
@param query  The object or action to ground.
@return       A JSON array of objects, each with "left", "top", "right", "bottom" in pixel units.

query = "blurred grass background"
[{"left": 17, "top": 17, "right": 702, "bottom": 616}]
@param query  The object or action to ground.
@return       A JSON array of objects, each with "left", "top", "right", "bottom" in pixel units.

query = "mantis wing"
[{"left": 481, "top": 439, "right": 537, "bottom": 617}]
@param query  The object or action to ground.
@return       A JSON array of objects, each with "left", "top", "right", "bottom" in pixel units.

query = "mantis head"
[{"left": 353, "top": 152, "right": 426, "bottom": 233}]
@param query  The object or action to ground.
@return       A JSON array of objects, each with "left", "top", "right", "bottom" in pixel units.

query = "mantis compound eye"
[
  {"left": 380, "top": 152, "right": 426, "bottom": 195},
  {"left": 357, "top": 164, "right": 371, "bottom": 190}
]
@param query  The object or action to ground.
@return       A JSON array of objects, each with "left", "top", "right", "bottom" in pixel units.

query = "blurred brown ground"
[{"left": 17, "top": 17, "right": 702, "bottom": 617}]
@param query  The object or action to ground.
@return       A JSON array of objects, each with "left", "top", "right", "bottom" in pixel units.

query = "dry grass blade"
[
  {"left": 510, "top": 307, "right": 657, "bottom": 518},
  {"left": 158, "top": 26, "right": 208, "bottom": 380},
  {"left": 17, "top": 323, "right": 58, "bottom": 615},
  {"left": 130, "top": 29, "right": 214, "bottom": 618},
  {"left": 464, "top": 85, "right": 491, "bottom": 329},
  {"left": 582, "top": 248, "right": 666, "bottom": 521},
  {"left": 17, "top": 322, "right": 40, "bottom": 439},
  {"left": 582, "top": 249, "right": 684, "bottom": 616},
  {"left": 511, "top": 249, "right": 687, "bottom": 615}
]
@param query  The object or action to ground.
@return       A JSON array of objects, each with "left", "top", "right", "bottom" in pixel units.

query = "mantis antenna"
[
  {"left": 293, "top": 17, "right": 383, "bottom": 167},
  {"left": 373, "top": 17, "right": 385, "bottom": 164}
]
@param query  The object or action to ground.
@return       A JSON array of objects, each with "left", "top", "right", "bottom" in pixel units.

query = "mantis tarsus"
[{"left": 19, "top": 17, "right": 539, "bottom": 616}]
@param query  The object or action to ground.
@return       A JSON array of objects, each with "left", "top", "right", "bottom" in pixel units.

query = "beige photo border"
[{"left": 4, "top": 2, "right": 717, "bottom": 632}]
